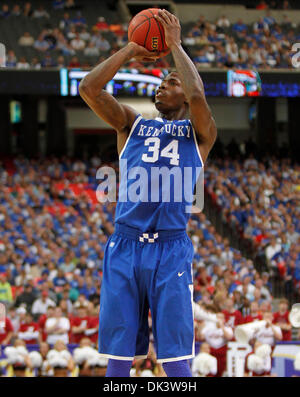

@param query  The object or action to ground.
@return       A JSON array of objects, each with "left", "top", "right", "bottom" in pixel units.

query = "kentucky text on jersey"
[{"left": 136, "top": 123, "right": 192, "bottom": 138}]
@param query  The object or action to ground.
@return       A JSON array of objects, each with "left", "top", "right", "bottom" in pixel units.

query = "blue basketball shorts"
[{"left": 98, "top": 223, "right": 195, "bottom": 363}]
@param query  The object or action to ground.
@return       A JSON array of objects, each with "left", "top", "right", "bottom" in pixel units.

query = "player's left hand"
[
  {"left": 127, "top": 42, "right": 162, "bottom": 62},
  {"left": 155, "top": 9, "right": 181, "bottom": 49}
]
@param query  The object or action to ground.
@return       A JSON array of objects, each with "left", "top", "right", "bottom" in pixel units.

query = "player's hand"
[
  {"left": 154, "top": 9, "right": 181, "bottom": 49},
  {"left": 127, "top": 42, "right": 161, "bottom": 62}
]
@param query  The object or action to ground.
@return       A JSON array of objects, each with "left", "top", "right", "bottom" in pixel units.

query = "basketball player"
[{"left": 79, "top": 9, "right": 217, "bottom": 377}]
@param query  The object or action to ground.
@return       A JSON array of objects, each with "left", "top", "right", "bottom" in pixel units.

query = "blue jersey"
[{"left": 115, "top": 115, "right": 203, "bottom": 231}]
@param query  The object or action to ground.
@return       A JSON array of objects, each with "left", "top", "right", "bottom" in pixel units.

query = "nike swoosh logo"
[{"left": 178, "top": 272, "right": 185, "bottom": 277}]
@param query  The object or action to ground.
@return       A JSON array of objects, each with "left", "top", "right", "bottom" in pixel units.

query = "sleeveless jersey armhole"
[
  {"left": 190, "top": 121, "right": 204, "bottom": 168},
  {"left": 119, "top": 114, "right": 143, "bottom": 159}
]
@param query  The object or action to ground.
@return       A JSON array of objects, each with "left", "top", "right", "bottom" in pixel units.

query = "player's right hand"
[{"left": 127, "top": 42, "right": 161, "bottom": 62}]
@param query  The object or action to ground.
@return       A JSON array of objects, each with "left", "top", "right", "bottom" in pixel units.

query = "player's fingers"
[
  {"left": 163, "top": 9, "right": 179, "bottom": 24},
  {"left": 154, "top": 13, "right": 167, "bottom": 27},
  {"left": 157, "top": 9, "right": 171, "bottom": 24},
  {"left": 163, "top": 9, "right": 176, "bottom": 21},
  {"left": 142, "top": 57, "right": 157, "bottom": 62}
]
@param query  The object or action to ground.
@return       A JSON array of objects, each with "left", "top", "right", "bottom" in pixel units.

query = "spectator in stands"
[
  {"left": 53, "top": 0, "right": 65, "bottom": 10},
  {"left": 0, "top": 315, "right": 13, "bottom": 345},
  {"left": 31, "top": 290, "right": 56, "bottom": 319},
  {"left": 5, "top": 50, "right": 17, "bottom": 67},
  {"left": 232, "top": 18, "right": 248, "bottom": 35},
  {"left": 11, "top": 4, "right": 21, "bottom": 17},
  {"left": 243, "top": 301, "right": 263, "bottom": 323},
  {"left": 255, "top": 278, "right": 272, "bottom": 302},
  {"left": 216, "top": 15, "right": 230, "bottom": 30},
  {"left": 59, "top": 12, "right": 72, "bottom": 33},
  {"left": 18, "top": 311, "right": 39, "bottom": 344},
  {"left": 67, "top": 25, "right": 77, "bottom": 41},
  {"left": 265, "top": 236, "right": 282, "bottom": 264},
  {"left": 70, "top": 32, "right": 86, "bottom": 51},
  {"left": 32, "top": 5, "right": 50, "bottom": 19},
  {"left": 80, "top": 26, "right": 91, "bottom": 43},
  {"left": 193, "top": 48, "right": 211, "bottom": 68},
  {"left": 263, "top": 10, "right": 276, "bottom": 26},
  {"left": 15, "top": 284, "right": 36, "bottom": 313},
  {"left": 256, "top": 0, "right": 269, "bottom": 10},
  {"left": 272, "top": 298, "right": 292, "bottom": 341},
  {"left": 72, "top": 11, "right": 86, "bottom": 27},
  {"left": 222, "top": 297, "right": 243, "bottom": 331},
  {"left": 8, "top": 306, "right": 22, "bottom": 334},
  {"left": 56, "top": 31, "right": 76, "bottom": 56},
  {"left": 65, "top": 0, "right": 77, "bottom": 9},
  {"left": 84, "top": 42, "right": 100, "bottom": 57},
  {"left": 0, "top": 273, "right": 13, "bottom": 307},
  {"left": 30, "top": 57, "right": 42, "bottom": 69},
  {"left": 18, "top": 32, "right": 35, "bottom": 47},
  {"left": 0, "top": 4, "right": 10, "bottom": 18},
  {"left": 68, "top": 55, "right": 81, "bottom": 68},
  {"left": 53, "top": 269, "right": 68, "bottom": 289},
  {"left": 41, "top": 53, "right": 57, "bottom": 68},
  {"left": 70, "top": 306, "right": 88, "bottom": 344},
  {"left": 16, "top": 57, "right": 30, "bottom": 69},
  {"left": 236, "top": 275, "right": 256, "bottom": 302},
  {"left": 286, "top": 225, "right": 299, "bottom": 245},
  {"left": 56, "top": 55, "right": 66, "bottom": 68},
  {"left": 45, "top": 307, "right": 70, "bottom": 345},
  {"left": 90, "top": 31, "right": 111, "bottom": 52},
  {"left": 282, "top": 0, "right": 291, "bottom": 10},
  {"left": 34, "top": 33, "right": 50, "bottom": 52},
  {"left": 23, "top": 2, "right": 33, "bottom": 18},
  {"left": 94, "top": 16, "right": 109, "bottom": 32}
]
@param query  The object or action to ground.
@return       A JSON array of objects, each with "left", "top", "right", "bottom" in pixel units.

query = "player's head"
[{"left": 155, "top": 71, "right": 188, "bottom": 113}]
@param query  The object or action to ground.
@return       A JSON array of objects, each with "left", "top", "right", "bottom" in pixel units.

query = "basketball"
[{"left": 128, "top": 8, "right": 169, "bottom": 55}]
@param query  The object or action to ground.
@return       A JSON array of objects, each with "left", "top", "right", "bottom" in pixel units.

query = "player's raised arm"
[
  {"left": 155, "top": 10, "right": 217, "bottom": 163},
  {"left": 79, "top": 43, "right": 160, "bottom": 151}
]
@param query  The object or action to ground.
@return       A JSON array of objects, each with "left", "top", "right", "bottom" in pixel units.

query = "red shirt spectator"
[
  {"left": 70, "top": 306, "right": 89, "bottom": 344},
  {"left": 85, "top": 315, "right": 99, "bottom": 344},
  {"left": 38, "top": 306, "right": 55, "bottom": 342},
  {"left": 0, "top": 317, "right": 14, "bottom": 344},
  {"left": 272, "top": 298, "right": 292, "bottom": 341},
  {"left": 243, "top": 302, "right": 263, "bottom": 323},
  {"left": 222, "top": 298, "right": 243, "bottom": 331},
  {"left": 18, "top": 313, "right": 39, "bottom": 344},
  {"left": 94, "top": 16, "right": 109, "bottom": 31}
]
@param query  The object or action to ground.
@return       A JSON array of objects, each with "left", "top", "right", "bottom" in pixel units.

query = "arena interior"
[{"left": 0, "top": 0, "right": 300, "bottom": 378}]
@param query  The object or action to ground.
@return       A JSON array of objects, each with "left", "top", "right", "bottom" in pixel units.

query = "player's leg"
[
  {"left": 105, "top": 359, "right": 133, "bottom": 377},
  {"left": 98, "top": 235, "right": 141, "bottom": 364},
  {"left": 162, "top": 360, "right": 192, "bottom": 377},
  {"left": 147, "top": 235, "right": 194, "bottom": 375}
]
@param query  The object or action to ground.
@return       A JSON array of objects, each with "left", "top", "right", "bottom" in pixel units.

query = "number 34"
[{"left": 141, "top": 138, "right": 180, "bottom": 166}]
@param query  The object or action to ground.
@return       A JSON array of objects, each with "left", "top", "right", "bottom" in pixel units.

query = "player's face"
[{"left": 154, "top": 72, "right": 187, "bottom": 112}]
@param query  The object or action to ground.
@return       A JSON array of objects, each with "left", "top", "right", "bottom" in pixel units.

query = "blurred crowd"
[
  {"left": 205, "top": 156, "right": 300, "bottom": 301},
  {"left": 184, "top": 11, "right": 300, "bottom": 70},
  {"left": 2, "top": 1, "right": 300, "bottom": 70},
  {"left": 0, "top": 154, "right": 299, "bottom": 376}
]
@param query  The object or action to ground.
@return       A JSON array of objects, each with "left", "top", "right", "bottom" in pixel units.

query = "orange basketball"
[{"left": 128, "top": 8, "right": 170, "bottom": 55}]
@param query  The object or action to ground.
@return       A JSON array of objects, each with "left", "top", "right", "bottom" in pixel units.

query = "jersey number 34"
[{"left": 141, "top": 138, "right": 179, "bottom": 166}]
